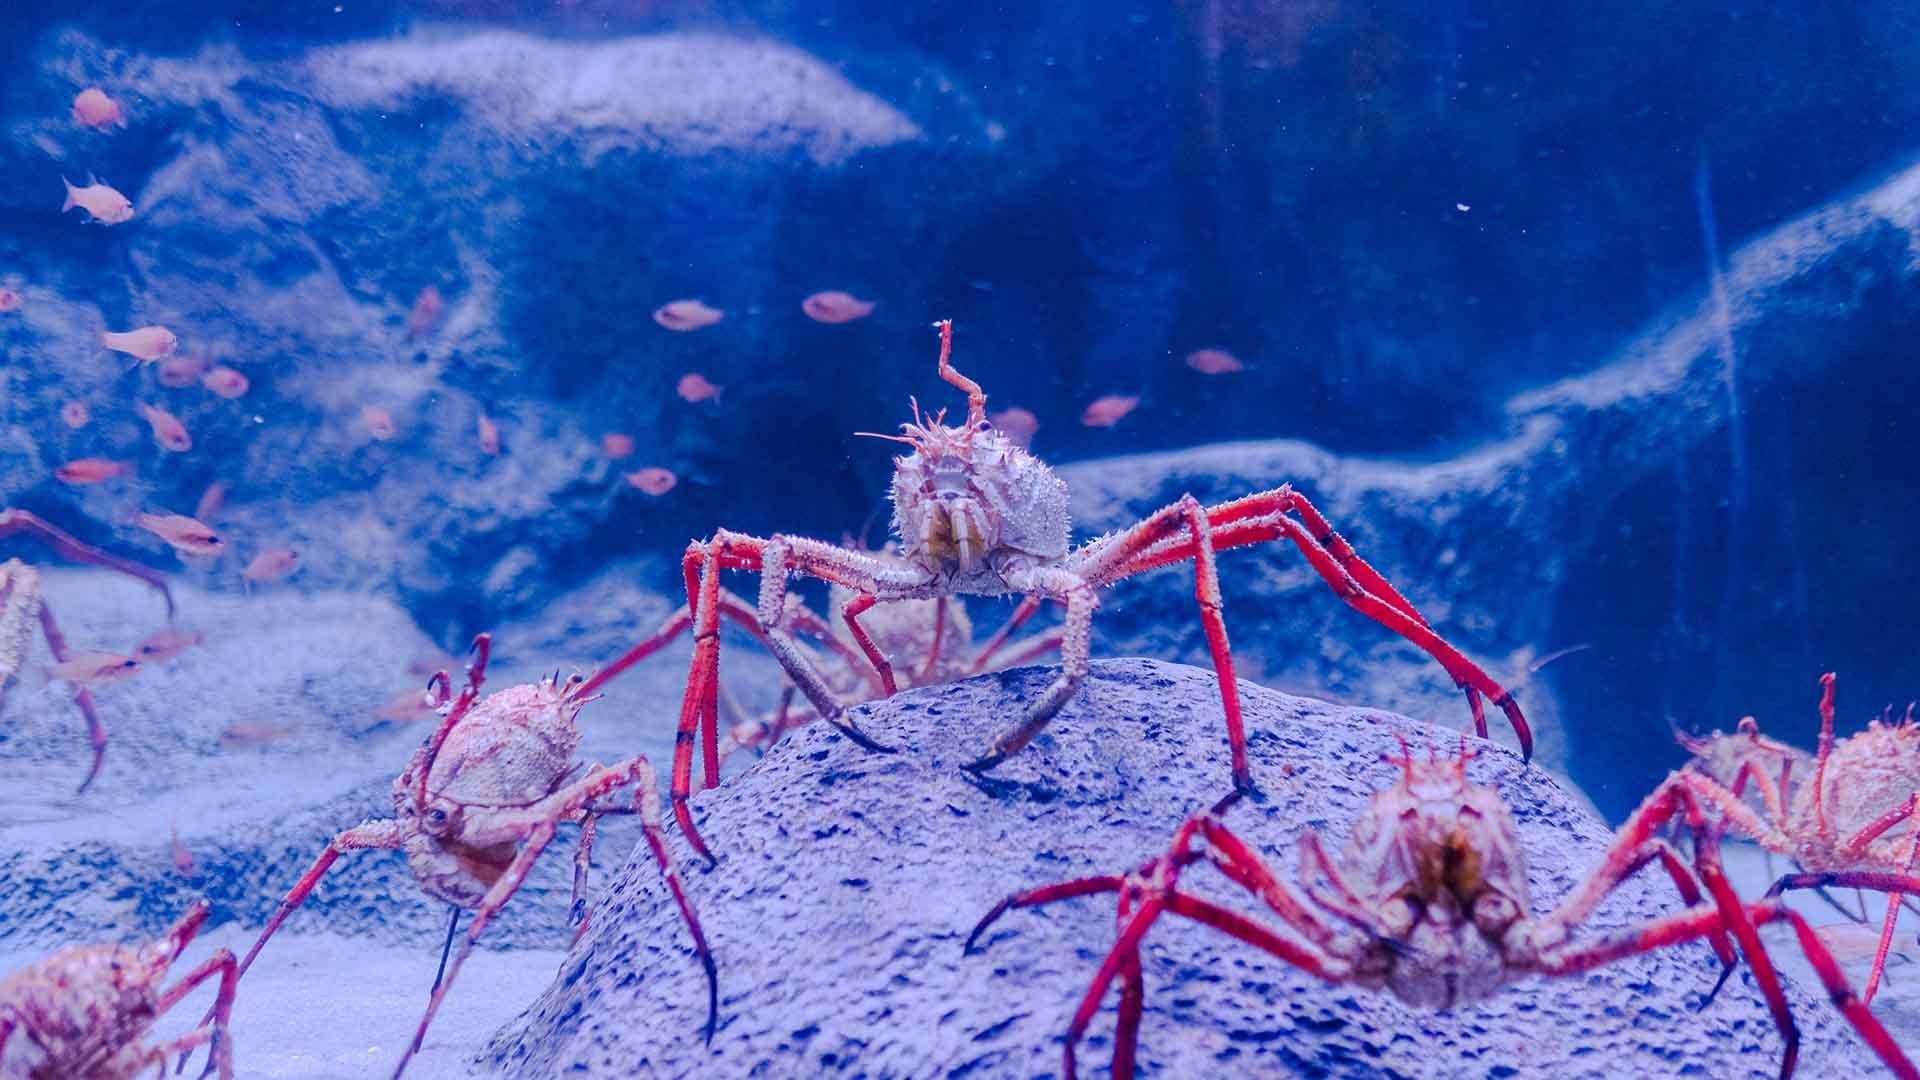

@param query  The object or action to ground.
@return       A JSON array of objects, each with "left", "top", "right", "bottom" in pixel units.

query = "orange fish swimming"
[
  {"left": 136, "top": 401, "right": 192, "bottom": 452},
  {"left": 1184, "top": 348, "right": 1245, "bottom": 375},
  {"left": 241, "top": 548, "right": 300, "bottom": 585},
  {"left": 375, "top": 687, "right": 440, "bottom": 724},
  {"left": 102, "top": 325, "right": 177, "bottom": 362},
  {"left": 406, "top": 285, "right": 443, "bottom": 340},
  {"left": 987, "top": 407, "right": 1040, "bottom": 449},
  {"left": 50, "top": 652, "right": 142, "bottom": 685},
  {"left": 61, "top": 175, "right": 134, "bottom": 225},
  {"left": 0, "top": 288, "right": 21, "bottom": 313},
  {"left": 801, "top": 291, "right": 876, "bottom": 324},
  {"left": 362, "top": 405, "right": 397, "bottom": 440},
  {"left": 654, "top": 299, "right": 723, "bottom": 332},
  {"left": 676, "top": 373, "right": 722, "bottom": 403},
  {"left": 156, "top": 353, "right": 209, "bottom": 388},
  {"left": 219, "top": 721, "right": 300, "bottom": 748},
  {"left": 135, "top": 512, "right": 223, "bottom": 557},
  {"left": 136, "top": 627, "right": 204, "bottom": 662},
  {"left": 201, "top": 366, "right": 249, "bottom": 399},
  {"left": 624, "top": 467, "right": 678, "bottom": 496},
  {"left": 71, "top": 88, "right": 127, "bottom": 130},
  {"left": 61, "top": 401, "right": 90, "bottom": 429},
  {"left": 194, "top": 481, "right": 227, "bottom": 524},
  {"left": 477, "top": 413, "right": 501, "bottom": 455},
  {"left": 602, "top": 433, "right": 635, "bottom": 459},
  {"left": 55, "top": 458, "right": 130, "bottom": 485},
  {"left": 1081, "top": 395, "right": 1140, "bottom": 428}
]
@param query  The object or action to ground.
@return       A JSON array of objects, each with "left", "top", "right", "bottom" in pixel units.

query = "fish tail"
[{"left": 61, "top": 177, "right": 76, "bottom": 213}]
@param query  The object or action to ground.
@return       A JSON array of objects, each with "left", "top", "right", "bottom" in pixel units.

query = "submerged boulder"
[{"left": 491, "top": 657, "right": 1872, "bottom": 1078}]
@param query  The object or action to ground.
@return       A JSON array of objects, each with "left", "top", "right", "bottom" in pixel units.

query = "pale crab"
[
  {"left": 968, "top": 741, "right": 1918, "bottom": 1080},
  {"left": 671, "top": 319, "right": 1530, "bottom": 859},
  {"left": 1672, "top": 673, "right": 1920, "bottom": 1005},
  {"left": 0, "top": 509, "right": 173, "bottom": 791},
  {"left": 183, "top": 633, "right": 716, "bottom": 1079},
  {"left": 0, "top": 900, "right": 237, "bottom": 1079}
]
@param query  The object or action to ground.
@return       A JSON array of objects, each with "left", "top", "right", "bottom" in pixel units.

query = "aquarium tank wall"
[{"left": 2, "top": 2, "right": 1918, "bottom": 1077}]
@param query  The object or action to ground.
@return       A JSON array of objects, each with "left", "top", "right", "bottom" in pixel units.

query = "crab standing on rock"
[
  {"left": 184, "top": 634, "right": 716, "bottom": 1079},
  {"left": 970, "top": 742, "right": 1919, "bottom": 1080},
  {"left": 670, "top": 319, "right": 1530, "bottom": 859},
  {"left": 0, "top": 509, "right": 174, "bottom": 791},
  {"left": 0, "top": 900, "right": 238, "bottom": 1079}
]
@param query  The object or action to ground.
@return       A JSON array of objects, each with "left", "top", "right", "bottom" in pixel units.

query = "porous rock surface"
[{"left": 491, "top": 657, "right": 1869, "bottom": 1078}]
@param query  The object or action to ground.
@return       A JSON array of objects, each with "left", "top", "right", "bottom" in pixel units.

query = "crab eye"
[
  {"left": 975, "top": 420, "right": 992, "bottom": 432},
  {"left": 427, "top": 808, "right": 448, "bottom": 824}
]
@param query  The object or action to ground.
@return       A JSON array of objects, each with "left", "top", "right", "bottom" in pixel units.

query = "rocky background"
[{"left": 2, "top": 2, "right": 1920, "bottom": 1073}]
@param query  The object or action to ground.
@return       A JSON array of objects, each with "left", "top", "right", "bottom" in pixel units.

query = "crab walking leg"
[
  {"left": 1535, "top": 832, "right": 1738, "bottom": 969},
  {"left": 1113, "top": 501, "right": 1532, "bottom": 759},
  {"left": 1539, "top": 901, "right": 1920, "bottom": 1080},
  {"left": 413, "top": 634, "right": 491, "bottom": 809},
  {"left": 917, "top": 596, "right": 950, "bottom": 683},
  {"left": 232, "top": 821, "right": 409, "bottom": 981},
  {"left": 154, "top": 946, "right": 239, "bottom": 1080},
  {"left": 575, "top": 586, "right": 773, "bottom": 701},
  {"left": 963, "top": 566, "right": 1097, "bottom": 774},
  {"left": 36, "top": 600, "right": 108, "bottom": 792},
  {"left": 1865, "top": 794, "right": 1920, "bottom": 1004},
  {"left": 570, "top": 815, "right": 599, "bottom": 931},
  {"left": 1112, "top": 888, "right": 1144, "bottom": 1080},
  {"left": 0, "top": 507, "right": 175, "bottom": 617},
  {"left": 393, "top": 758, "right": 717, "bottom": 1078}
]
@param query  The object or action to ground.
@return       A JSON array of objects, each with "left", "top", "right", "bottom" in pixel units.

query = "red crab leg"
[
  {"left": 970, "top": 595, "right": 1043, "bottom": 674},
  {"left": 1112, "top": 888, "right": 1144, "bottom": 1080},
  {"left": 918, "top": 596, "right": 949, "bottom": 684},
  {"left": 932, "top": 319, "right": 987, "bottom": 429},
  {"left": 1811, "top": 673, "right": 1838, "bottom": 843},
  {"left": 964, "top": 876, "right": 1125, "bottom": 953},
  {"left": 0, "top": 508, "right": 174, "bottom": 617},
  {"left": 839, "top": 592, "right": 898, "bottom": 696},
  {"left": 156, "top": 945, "right": 239, "bottom": 1080},
  {"left": 1115, "top": 492, "right": 1531, "bottom": 759},
  {"left": 1539, "top": 830, "right": 1737, "bottom": 972},
  {"left": 35, "top": 600, "right": 108, "bottom": 792},
  {"left": 412, "top": 634, "right": 490, "bottom": 811},
  {"left": 575, "top": 588, "right": 769, "bottom": 701},
  {"left": 1865, "top": 795, "right": 1920, "bottom": 1003}
]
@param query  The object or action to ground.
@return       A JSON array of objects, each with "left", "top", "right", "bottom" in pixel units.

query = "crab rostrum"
[
  {"left": 1, "top": 900, "right": 238, "bottom": 1079},
  {"left": 0, "top": 509, "right": 174, "bottom": 791},
  {"left": 968, "top": 743, "right": 1918, "bottom": 1080},
  {"left": 183, "top": 634, "right": 715, "bottom": 1079},
  {"left": 668, "top": 319, "right": 1531, "bottom": 860}
]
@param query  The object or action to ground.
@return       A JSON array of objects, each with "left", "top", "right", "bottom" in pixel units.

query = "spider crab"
[
  {"left": 190, "top": 634, "right": 715, "bottom": 1079},
  {"left": 1673, "top": 673, "right": 1920, "bottom": 1005},
  {"left": 968, "top": 740, "right": 1918, "bottom": 1080},
  {"left": 0, "top": 509, "right": 173, "bottom": 791},
  {"left": 670, "top": 319, "right": 1530, "bottom": 859},
  {"left": 0, "top": 900, "right": 238, "bottom": 1079}
]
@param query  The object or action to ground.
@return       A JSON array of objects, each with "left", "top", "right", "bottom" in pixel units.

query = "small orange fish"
[
  {"left": 55, "top": 458, "right": 130, "bottom": 485},
  {"left": 406, "top": 285, "right": 443, "bottom": 340},
  {"left": 169, "top": 823, "right": 194, "bottom": 875},
  {"left": 218, "top": 721, "right": 300, "bottom": 748},
  {"left": 102, "top": 325, "right": 177, "bottom": 362},
  {"left": 155, "top": 353, "right": 210, "bottom": 388},
  {"left": 135, "top": 512, "right": 223, "bottom": 557},
  {"left": 987, "top": 407, "right": 1040, "bottom": 449},
  {"left": 676, "top": 373, "right": 722, "bottom": 404},
  {"left": 624, "top": 467, "right": 678, "bottom": 496},
  {"left": 1184, "top": 349, "right": 1245, "bottom": 375},
  {"left": 61, "top": 175, "right": 134, "bottom": 225},
  {"left": 136, "top": 401, "right": 191, "bottom": 452},
  {"left": 61, "top": 401, "right": 90, "bottom": 429},
  {"left": 50, "top": 652, "right": 142, "bottom": 684},
  {"left": 1081, "top": 395, "right": 1140, "bottom": 428},
  {"left": 602, "top": 433, "right": 635, "bottom": 459},
  {"left": 801, "top": 291, "right": 876, "bottom": 324},
  {"left": 194, "top": 481, "right": 228, "bottom": 524},
  {"left": 241, "top": 548, "right": 300, "bottom": 585},
  {"left": 654, "top": 299, "right": 723, "bottom": 332},
  {"left": 405, "top": 651, "right": 457, "bottom": 679},
  {"left": 375, "top": 687, "right": 440, "bottom": 724},
  {"left": 201, "top": 366, "right": 249, "bottom": 399},
  {"left": 71, "top": 88, "right": 126, "bottom": 131},
  {"left": 0, "top": 288, "right": 21, "bottom": 313},
  {"left": 136, "top": 627, "right": 204, "bottom": 662},
  {"left": 362, "top": 405, "right": 397, "bottom": 440},
  {"left": 477, "top": 412, "right": 501, "bottom": 455}
]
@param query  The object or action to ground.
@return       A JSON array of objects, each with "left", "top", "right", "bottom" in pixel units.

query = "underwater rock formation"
[{"left": 491, "top": 657, "right": 1870, "bottom": 1078}]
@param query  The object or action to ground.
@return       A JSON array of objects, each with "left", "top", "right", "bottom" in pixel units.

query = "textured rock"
[{"left": 491, "top": 657, "right": 1871, "bottom": 1078}]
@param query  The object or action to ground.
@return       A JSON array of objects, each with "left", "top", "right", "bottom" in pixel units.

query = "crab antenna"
[{"left": 932, "top": 319, "right": 987, "bottom": 430}]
